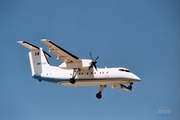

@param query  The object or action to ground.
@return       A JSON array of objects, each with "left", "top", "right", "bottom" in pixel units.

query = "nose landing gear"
[
  {"left": 128, "top": 82, "right": 133, "bottom": 90},
  {"left": 120, "top": 82, "right": 133, "bottom": 91}
]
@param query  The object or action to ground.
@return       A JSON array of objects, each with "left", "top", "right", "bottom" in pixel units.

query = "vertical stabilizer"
[{"left": 29, "top": 48, "right": 50, "bottom": 75}]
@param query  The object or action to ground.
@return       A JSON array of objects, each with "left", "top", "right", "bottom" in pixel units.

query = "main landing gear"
[
  {"left": 69, "top": 78, "right": 76, "bottom": 84},
  {"left": 96, "top": 85, "right": 107, "bottom": 99},
  {"left": 69, "top": 68, "right": 80, "bottom": 84}
]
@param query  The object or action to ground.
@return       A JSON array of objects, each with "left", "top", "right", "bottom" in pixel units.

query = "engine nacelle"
[{"left": 59, "top": 59, "right": 92, "bottom": 69}]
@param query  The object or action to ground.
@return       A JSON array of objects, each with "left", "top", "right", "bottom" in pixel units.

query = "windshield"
[{"left": 118, "top": 68, "right": 131, "bottom": 73}]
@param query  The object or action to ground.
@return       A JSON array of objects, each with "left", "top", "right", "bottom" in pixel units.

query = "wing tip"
[
  {"left": 17, "top": 41, "right": 24, "bottom": 44},
  {"left": 41, "top": 39, "right": 50, "bottom": 42}
]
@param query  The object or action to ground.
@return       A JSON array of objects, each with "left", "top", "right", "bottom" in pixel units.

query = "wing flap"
[{"left": 41, "top": 39, "right": 80, "bottom": 63}]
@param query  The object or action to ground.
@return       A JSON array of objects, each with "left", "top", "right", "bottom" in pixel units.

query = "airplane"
[{"left": 18, "top": 39, "right": 141, "bottom": 99}]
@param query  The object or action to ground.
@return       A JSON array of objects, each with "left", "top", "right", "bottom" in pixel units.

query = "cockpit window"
[
  {"left": 119, "top": 69, "right": 125, "bottom": 71},
  {"left": 125, "top": 70, "right": 130, "bottom": 72},
  {"left": 118, "top": 69, "right": 131, "bottom": 72}
]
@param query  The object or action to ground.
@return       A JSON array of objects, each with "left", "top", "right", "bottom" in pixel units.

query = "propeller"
[{"left": 89, "top": 52, "right": 99, "bottom": 70}]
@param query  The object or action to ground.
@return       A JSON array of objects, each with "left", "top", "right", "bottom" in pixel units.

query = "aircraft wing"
[
  {"left": 17, "top": 41, "right": 51, "bottom": 58},
  {"left": 41, "top": 39, "right": 80, "bottom": 63}
]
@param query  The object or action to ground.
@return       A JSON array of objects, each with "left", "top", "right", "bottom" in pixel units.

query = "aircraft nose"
[{"left": 135, "top": 75, "right": 141, "bottom": 81}]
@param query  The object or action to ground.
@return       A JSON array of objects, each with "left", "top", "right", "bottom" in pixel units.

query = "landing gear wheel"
[
  {"left": 128, "top": 83, "right": 133, "bottom": 90},
  {"left": 96, "top": 92, "right": 102, "bottom": 99},
  {"left": 69, "top": 78, "right": 76, "bottom": 84}
]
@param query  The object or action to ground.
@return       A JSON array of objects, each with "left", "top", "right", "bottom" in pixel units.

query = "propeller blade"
[
  {"left": 89, "top": 64, "right": 93, "bottom": 70},
  {"left": 89, "top": 52, "right": 93, "bottom": 61},
  {"left": 93, "top": 63, "right": 97, "bottom": 70},
  {"left": 95, "top": 55, "right": 99, "bottom": 61},
  {"left": 89, "top": 52, "right": 99, "bottom": 71}
]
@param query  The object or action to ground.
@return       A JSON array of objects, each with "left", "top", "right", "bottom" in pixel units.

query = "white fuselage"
[
  {"left": 32, "top": 67, "right": 140, "bottom": 87},
  {"left": 18, "top": 40, "right": 141, "bottom": 99}
]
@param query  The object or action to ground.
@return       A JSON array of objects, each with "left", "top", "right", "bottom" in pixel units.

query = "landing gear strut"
[
  {"left": 128, "top": 82, "right": 133, "bottom": 90},
  {"left": 69, "top": 68, "right": 80, "bottom": 84},
  {"left": 96, "top": 85, "right": 107, "bottom": 99},
  {"left": 120, "top": 82, "right": 133, "bottom": 91}
]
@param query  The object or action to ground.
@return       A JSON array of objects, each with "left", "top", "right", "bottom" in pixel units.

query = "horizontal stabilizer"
[{"left": 17, "top": 41, "right": 51, "bottom": 58}]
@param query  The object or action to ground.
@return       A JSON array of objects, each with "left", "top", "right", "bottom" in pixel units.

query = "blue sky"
[{"left": 1, "top": 0, "right": 180, "bottom": 120}]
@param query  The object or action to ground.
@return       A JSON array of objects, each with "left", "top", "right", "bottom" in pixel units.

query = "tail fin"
[
  {"left": 18, "top": 41, "right": 51, "bottom": 75},
  {"left": 29, "top": 48, "right": 50, "bottom": 75}
]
